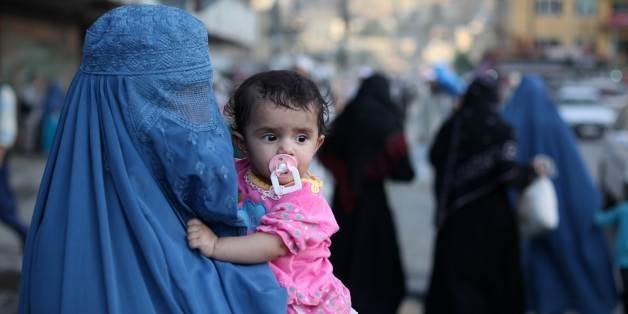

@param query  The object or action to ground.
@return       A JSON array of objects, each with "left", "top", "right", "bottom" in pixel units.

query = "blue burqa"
[
  {"left": 18, "top": 5, "right": 287, "bottom": 313},
  {"left": 502, "top": 75, "right": 617, "bottom": 314}
]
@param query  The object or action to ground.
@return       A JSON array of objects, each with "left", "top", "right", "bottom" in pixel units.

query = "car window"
[{"left": 560, "top": 98, "right": 595, "bottom": 106}]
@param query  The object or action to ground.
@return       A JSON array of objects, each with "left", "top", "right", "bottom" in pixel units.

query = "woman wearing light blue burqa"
[
  {"left": 502, "top": 75, "right": 617, "bottom": 314},
  {"left": 19, "top": 5, "right": 287, "bottom": 313}
]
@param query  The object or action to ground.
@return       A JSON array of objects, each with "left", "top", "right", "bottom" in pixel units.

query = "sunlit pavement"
[{"left": 0, "top": 153, "right": 44, "bottom": 314}]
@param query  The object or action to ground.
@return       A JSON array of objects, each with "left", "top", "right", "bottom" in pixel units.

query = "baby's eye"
[
  {"left": 296, "top": 135, "right": 308, "bottom": 143},
  {"left": 262, "top": 134, "right": 277, "bottom": 142}
]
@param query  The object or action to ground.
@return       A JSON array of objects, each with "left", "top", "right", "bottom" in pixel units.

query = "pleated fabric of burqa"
[{"left": 19, "top": 5, "right": 287, "bottom": 313}]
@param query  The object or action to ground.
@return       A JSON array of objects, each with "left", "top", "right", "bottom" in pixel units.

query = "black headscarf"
[
  {"left": 429, "top": 74, "right": 520, "bottom": 227},
  {"left": 320, "top": 73, "right": 413, "bottom": 211}
]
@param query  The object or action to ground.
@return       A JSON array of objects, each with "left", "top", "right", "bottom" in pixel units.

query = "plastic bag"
[{"left": 517, "top": 176, "right": 559, "bottom": 237}]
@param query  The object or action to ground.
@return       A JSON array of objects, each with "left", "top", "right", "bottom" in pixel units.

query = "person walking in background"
[
  {"left": 319, "top": 72, "right": 415, "bottom": 314},
  {"left": 503, "top": 74, "right": 617, "bottom": 314},
  {"left": 425, "top": 71, "right": 548, "bottom": 314},
  {"left": 187, "top": 70, "right": 354, "bottom": 313},
  {"left": 40, "top": 80, "right": 65, "bottom": 154},
  {"left": 17, "top": 74, "right": 45, "bottom": 153},
  {"left": 19, "top": 5, "right": 287, "bottom": 313},
  {"left": 0, "top": 81, "right": 28, "bottom": 245},
  {"left": 595, "top": 202, "right": 628, "bottom": 313}
]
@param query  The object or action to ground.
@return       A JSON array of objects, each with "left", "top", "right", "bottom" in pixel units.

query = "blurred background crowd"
[{"left": 2, "top": 0, "right": 628, "bottom": 313}]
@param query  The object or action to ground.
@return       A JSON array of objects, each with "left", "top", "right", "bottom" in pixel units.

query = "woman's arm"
[
  {"left": 187, "top": 219, "right": 288, "bottom": 264},
  {"left": 368, "top": 132, "right": 415, "bottom": 182},
  {"left": 505, "top": 163, "right": 537, "bottom": 190},
  {"left": 503, "top": 155, "right": 554, "bottom": 190}
]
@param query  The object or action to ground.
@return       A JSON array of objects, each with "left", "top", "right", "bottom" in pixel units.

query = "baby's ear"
[
  {"left": 315, "top": 134, "right": 325, "bottom": 152},
  {"left": 232, "top": 132, "right": 247, "bottom": 155}
]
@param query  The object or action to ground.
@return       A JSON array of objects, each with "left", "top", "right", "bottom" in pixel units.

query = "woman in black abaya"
[
  {"left": 425, "top": 73, "right": 545, "bottom": 314},
  {"left": 319, "top": 73, "right": 415, "bottom": 314}
]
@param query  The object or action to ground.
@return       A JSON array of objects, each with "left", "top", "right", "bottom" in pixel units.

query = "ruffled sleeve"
[{"left": 256, "top": 196, "right": 337, "bottom": 255}]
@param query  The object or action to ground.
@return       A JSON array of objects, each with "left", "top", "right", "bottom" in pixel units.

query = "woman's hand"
[
  {"left": 532, "top": 154, "right": 556, "bottom": 177},
  {"left": 187, "top": 218, "right": 217, "bottom": 258}
]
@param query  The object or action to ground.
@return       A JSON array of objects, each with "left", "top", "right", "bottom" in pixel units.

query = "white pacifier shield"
[{"left": 268, "top": 154, "right": 302, "bottom": 196}]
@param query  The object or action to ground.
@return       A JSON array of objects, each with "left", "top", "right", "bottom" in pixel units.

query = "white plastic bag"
[{"left": 517, "top": 176, "right": 559, "bottom": 237}]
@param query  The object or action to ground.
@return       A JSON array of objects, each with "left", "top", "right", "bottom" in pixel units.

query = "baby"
[{"left": 187, "top": 70, "right": 354, "bottom": 313}]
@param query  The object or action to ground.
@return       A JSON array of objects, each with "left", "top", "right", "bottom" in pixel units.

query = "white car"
[{"left": 557, "top": 85, "right": 617, "bottom": 139}]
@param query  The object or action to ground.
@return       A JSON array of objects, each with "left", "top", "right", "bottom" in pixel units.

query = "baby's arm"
[{"left": 187, "top": 218, "right": 288, "bottom": 264}]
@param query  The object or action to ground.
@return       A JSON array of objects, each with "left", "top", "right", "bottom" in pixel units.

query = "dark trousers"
[
  {"left": 621, "top": 268, "right": 628, "bottom": 314},
  {"left": 0, "top": 157, "right": 27, "bottom": 242}
]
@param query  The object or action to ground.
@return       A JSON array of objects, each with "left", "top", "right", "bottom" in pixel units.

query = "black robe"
[
  {"left": 425, "top": 77, "right": 536, "bottom": 314},
  {"left": 319, "top": 74, "right": 415, "bottom": 314}
]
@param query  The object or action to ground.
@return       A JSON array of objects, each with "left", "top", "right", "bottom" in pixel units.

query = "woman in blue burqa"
[
  {"left": 502, "top": 74, "right": 617, "bottom": 314},
  {"left": 18, "top": 5, "right": 287, "bottom": 313}
]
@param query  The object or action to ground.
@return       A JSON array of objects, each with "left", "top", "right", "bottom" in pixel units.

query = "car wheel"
[{"left": 575, "top": 125, "right": 605, "bottom": 140}]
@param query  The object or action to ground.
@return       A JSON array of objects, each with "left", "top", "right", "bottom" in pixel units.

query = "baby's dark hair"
[{"left": 224, "top": 70, "right": 329, "bottom": 135}]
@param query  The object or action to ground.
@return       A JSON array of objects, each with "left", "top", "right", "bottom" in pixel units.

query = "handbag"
[{"left": 517, "top": 176, "right": 559, "bottom": 237}]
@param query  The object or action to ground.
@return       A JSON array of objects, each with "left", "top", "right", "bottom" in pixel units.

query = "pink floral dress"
[{"left": 236, "top": 158, "right": 352, "bottom": 314}]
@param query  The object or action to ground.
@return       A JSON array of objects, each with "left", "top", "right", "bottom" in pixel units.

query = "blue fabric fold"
[
  {"left": 502, "top": 75, "right": 617, "bottom": 314},
  {"left": 19, "top": 5, "right": 286, "bottom": 313}
]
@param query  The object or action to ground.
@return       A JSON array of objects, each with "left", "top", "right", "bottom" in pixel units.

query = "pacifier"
[{"left": 268, "top": 154, "right": 302, "bottom": 196}]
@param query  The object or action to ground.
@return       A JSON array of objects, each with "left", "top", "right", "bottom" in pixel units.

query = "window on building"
[
  {"left": 613, "top": 3, "right": 628, "bottom": 13},
  {"left": 575, "top": 0, "right": 598, "bottom": 16},
  {"left": 535, "top": 0, "right": 563, "bottom": 15}
]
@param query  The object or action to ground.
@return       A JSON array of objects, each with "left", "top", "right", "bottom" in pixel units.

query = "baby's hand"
[{"left": 187, "top": 218, "right": 217, "bottom": 258}]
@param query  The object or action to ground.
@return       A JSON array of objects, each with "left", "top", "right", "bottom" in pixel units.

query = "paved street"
[{"left": 0, "top": 154, "right": 44, "bottom": 314}]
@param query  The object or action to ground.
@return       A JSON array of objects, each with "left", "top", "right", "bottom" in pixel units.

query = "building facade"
[
  {"left": 501, "top": 0, "right": 628, "bottom": 63},
  {"left": 603, "top": 0, "right": 628, "bottom": 62},
  {"left": 0, "top": 0, "right": 258, "bottom": 85}
]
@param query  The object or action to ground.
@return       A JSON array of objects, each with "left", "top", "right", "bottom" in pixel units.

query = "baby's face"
[{"left": 238, "top": 101, "right": 324, "bottom": 184}]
